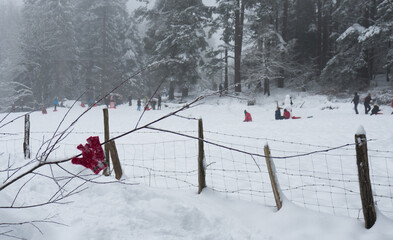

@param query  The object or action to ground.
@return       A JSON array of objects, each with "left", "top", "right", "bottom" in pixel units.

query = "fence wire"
[{"left": 1, "top": 130, "right": 392, "bottom": 220}]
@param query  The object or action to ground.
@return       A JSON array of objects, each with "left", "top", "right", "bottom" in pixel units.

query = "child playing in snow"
[
  {"left": 283, "top": 109, "right": 291, "bottom": 119},
  {"left": 370, "top": 104, "right": 381, "bottom": 115},
  {"left": 275, "top": 107, "right": 285, "bottom": 120},
  {"left": 244, "top": 110, "right": 252, "bottom": 122}
]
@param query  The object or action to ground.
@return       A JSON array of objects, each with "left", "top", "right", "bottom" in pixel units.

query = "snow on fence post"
[
  {"left": 198, "top": 118, "right": 206, "bottom": 194},
  {"left": 109, "top": 140, "right": 122, "bottom": 180},
  {"left": 103, "top": 108, "right": 110, "bottom": 176},
  {"left": 355, "top": 127, "right": 376, "bottom": 229},
  {"left": 264, "top": 144, "right": 282, "bottom": 210},
  {"left": 23, "top": 114, "right": 30, "bottom": 159}
]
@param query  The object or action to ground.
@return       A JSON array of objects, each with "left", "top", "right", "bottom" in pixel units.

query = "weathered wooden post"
[
  {"left": 264, "top": 144, "right": 282, "bottom": 210},
  {"left": 109, "top": 140, "right": 123, "bottom": 180},
  {"left": 23, "top": 114, "right": 30, "bottom": 159},
  {"left": 103, "top": 108, "right": 110, "bottom": 176},
  {"left": 355, "top": 127, "right": 376, "bottom": 229},
  {"left": 198, "top": 118, "right": 206, "bottom": 194}
]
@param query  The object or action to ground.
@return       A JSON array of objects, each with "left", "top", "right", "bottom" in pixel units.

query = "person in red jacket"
[
  {"left": 244, "top": 110, "right": 252, "bottom": 122},
  {"left": 283, "top": 109, "right": 291, "bottom": 119},
  {"left": 283, "top": 108, "right": 301, "bottom": 119}
]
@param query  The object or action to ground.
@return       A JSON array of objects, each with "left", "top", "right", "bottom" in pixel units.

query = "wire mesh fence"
[{"left": 1, "top": 129, "right": 392, "bottom": 221}]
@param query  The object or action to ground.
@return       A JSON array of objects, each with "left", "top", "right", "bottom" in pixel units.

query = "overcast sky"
[{"left": 4, "top": 0, "right": 216, "bottom": 12}]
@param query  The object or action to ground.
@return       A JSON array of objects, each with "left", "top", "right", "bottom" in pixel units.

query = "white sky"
[{"left": 4, "top": 0, "right": 217, "bottom": 12}]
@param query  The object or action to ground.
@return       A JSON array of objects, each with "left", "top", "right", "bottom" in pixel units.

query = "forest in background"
[{"left": 0, "top": 0, "right": 392, "bottom": 112}]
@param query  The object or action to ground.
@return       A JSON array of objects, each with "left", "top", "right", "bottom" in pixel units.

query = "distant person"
[
  {"left": 42, "top": 106, "right": 47, "bottom": 114},
  {"left": 364, "top": 93, "right": 372, "bottom": 114},
  {"left": 370, "top": 104, "right": 381, "bottom": 115},
  {"left": 137, "top": 98, "right": 141, "bottom": 111},
  {"left": 244, "top": 110, "right": 252, "bottom": 122},
  {"left": 351, "top": 92, "right": 359, "bottom": 114},
  {"left": 53, "top": 97, "right": 58, "bottom": 111},
  {"left": 219, "top": 83, "right": 223, "bottom": 96},
  {"left": 157, "top": 95, "right": 162, "bottom": 110},
  {"left": 275, "top": 107, "right": 284, "bottom": 120},
  {"left": 110, "top": 96, "right": 115, "bottom": 109},
  {"left": 151, "top": 98, "right": 157, "bottom": 110},
  {"left": 88, "top": 98, "right": 94, "bottom": 107},
  {"left": 128, "top": 95, "right": 132, "bottom": 106}
]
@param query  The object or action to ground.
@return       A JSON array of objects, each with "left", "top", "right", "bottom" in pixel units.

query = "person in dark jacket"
[
  {"left": 370, "top": 104, "right": 381, "bottom": 115},
  {"left": 157, "top": 95, "right": 162, "bottom": 110},
  {"left": 244, "top": 110, "right": 252, "bottom": 122},
  {"left": 275, "top": 107, "right": 284, "bottom": 120},
  {"left": 364, "top": 93, "right": 372, "bottom": 114},
  {"left": 137, "top": 98, "right": 141, "bottom": 111},
  {"left": 351, "top": 92, "right": 359, "bottom": 114}
]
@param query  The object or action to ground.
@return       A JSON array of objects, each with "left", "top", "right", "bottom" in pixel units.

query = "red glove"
[{"left": 71, "top": 136, "right": 107, "bottom": 174}]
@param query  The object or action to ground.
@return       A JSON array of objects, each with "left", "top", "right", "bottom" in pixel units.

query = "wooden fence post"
[
  {"left": 264, "top": 144, "right": 282, "bottom": 210},
  {"left": 103, "top": 108, "right": 110, "bottom": 176},
  {"left": 109, "top": 141, "right": 123, "bottom": 180},
  {"left": 198, "top": 118, "right": 206, "bottom": 194},
  {"left": 23, "top": 114, "right": 30, "bottom": 159},
  {"left": 355, "top": 132, "right": 376, "bottom": 229}
]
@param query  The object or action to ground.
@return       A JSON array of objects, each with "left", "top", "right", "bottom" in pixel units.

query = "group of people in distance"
[
  {"left": 351, "top": 92, "right": 392, "bottom": 115},
  {"left": 136, "top": 95, "right": 162, "bottom": 111},
  {"left": 244, "top": 92, "right": 393, "bottom": 122},
  {"left": 244, "top": 95, "right": 299, "bottom": 122}
]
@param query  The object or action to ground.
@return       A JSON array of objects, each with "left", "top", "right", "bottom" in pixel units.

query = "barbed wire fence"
[{"left": 1, "top": 124, "right": 392, "bottom": 223}]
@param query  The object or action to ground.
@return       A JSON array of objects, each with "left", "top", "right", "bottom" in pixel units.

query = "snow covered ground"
[{"left": 1, "top": 89, "right": 393, "bottom": 239}]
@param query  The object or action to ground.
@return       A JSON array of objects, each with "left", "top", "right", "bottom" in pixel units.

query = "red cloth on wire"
[{"left": 71, "top": 136, "right": 107, "bottom": 174}]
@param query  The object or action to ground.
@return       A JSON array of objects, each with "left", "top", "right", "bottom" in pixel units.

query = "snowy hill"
[{"left": 0, "top": 89, "right": 393, "bottom": 239}]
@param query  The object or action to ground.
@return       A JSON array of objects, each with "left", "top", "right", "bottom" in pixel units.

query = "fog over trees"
[{"left": 0, "top": 0, "right": 391, "bottom": 111}]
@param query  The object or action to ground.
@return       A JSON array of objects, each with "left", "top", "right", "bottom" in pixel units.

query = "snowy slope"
[{"left": 1, "top": 89, "right": 393, "bottom": 240}]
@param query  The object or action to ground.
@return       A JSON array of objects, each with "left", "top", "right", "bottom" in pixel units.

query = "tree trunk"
[
  {"left": 181, "top": 87, "right": 188, "bottom": 98},
  {"left": 101, "top": 4, "right": 107, "bottom": 97},
  {"left": 322, "top": 1, "right": 329, "bottom": 68},
  {"left": 282, "top": 0, "right": 288, "bottom": 42},
  {"left": 168, "top": 81, "right": 175, "bottom": 100},
  {"left": 387, "top": 41, "right": 391, "bottom": 82},
  {"left": 224, "top": 48, "right": 229, "bottom": 91},
  {"left": 234, "top": 0, "right": 244, "bottom": 93},
  {"left": 317, "top": 0, "right": 322, "bottom": 71}
]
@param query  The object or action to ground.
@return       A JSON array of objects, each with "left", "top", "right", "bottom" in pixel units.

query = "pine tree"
[
  {"left": 20, "top": 0, "right": 79, "bottom": 107},
  {"left": 204, "top": 0, "right": 235, "bottom": 92},
  {"left": 75, "top": 0, "right": 129, "bottom": 100},
  {"left": 321, "top": 0, "right": 390, "bottom": 88},
  {"left": 122, "top": 12, "right": 146, "bottom": 97},
  {"left": 371, "top": 0, "right": 392, "bottom": 81},
  {"left": 0, "top": 1, "right": 23, "bottom": 111},
  {"left": 141, "top": 0, "right": 210, "bottom": 99}
]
